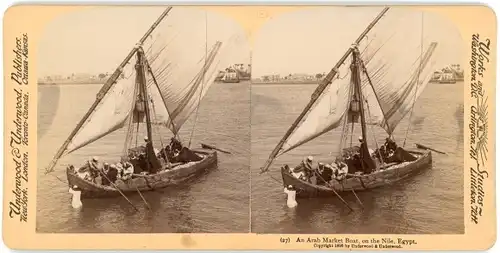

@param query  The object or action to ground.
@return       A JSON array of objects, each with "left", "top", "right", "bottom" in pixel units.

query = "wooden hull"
[
  {"left": 67, "top": 148, "right": 218, "bottom": 199},
  {"left": 281, "top": 151, "right": 432, "bottom": 198}
]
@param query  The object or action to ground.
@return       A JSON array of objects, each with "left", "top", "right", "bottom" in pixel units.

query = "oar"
[
  {"left": 415, "top": 143, "right": 447, "bottom": 155},
  {"left": 135, "top": 186, "right": 151, "bottom": 209},
  {"left": 346, "top": 173, "right": 363, "bottom": 178},
  {"left": 313, "top": 171, "right": 354, "bottom": 212},
  {"left": 351, "top": 189, "right": 363, "bottom": 207},
  {"left": 97, "top": 170, "right": 139, "bottom": 212},
  {"left": 201, "top": 143, "right": 232, "bottom": 154}
]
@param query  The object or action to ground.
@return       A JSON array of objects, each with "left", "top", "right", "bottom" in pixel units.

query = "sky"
[
  {"left": 38, "top": 6, "right": 466, "bottom": 78},
  {"left": 38, "top": 6, "right": 251, "bottom": 77},
  {"left": 251, "top": 6, "right": 466, "bottom": 77}
]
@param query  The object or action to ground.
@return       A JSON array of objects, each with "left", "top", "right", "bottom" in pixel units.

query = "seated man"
[
  {"left": 115, "top": 162, "right": 124, "bottom": 180},
  {"left": 136, "top": 154, "right": 148, "bottom": 172},
  {"left": 78, "top": 156, "right": 102, "bottom": 182},
  {"left": 333, "top": 159, "right": 348, "bottom": 181},
  {"left": 347, "top": 153, "right": 363, "bottom": 174},
  {"left": 169, "top": 137, "right": 183, "bottom": 154},
  {"left": 156, "top": 138, "right": 183, "bottom": 164},
  {"left": 128, "top": 155, "right": 143, "bottom": 174},
  {"left": 121, "top": 161, "right": 134, "bottom": 181},
  {"left": 175, "top": 147, "right": 203, "bottom": 163},
  {"left": 102, "top": 164, "right": 119, "bottom": 186},
  {"left": 385, "top": 147, "right": 418, "bottom": 163},
  {"left": 293, "top": 156, "right": 314, "bottom": 183},
  {"left": 316, "top": 163, "right": 334, "bottom": 186},
  {"left": 384, "top": 137, "right": 398, "bottom": 154}
]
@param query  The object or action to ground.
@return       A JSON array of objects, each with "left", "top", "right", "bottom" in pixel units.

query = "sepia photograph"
[
  {"left": 2, "top": 3, "right": 496, "bottom": 250},
  {"left": 36, "top": 6, "right": 251, "bottom": 233},
  {"left": 251, "top": 6, "right": 466, "bottom": 234}
]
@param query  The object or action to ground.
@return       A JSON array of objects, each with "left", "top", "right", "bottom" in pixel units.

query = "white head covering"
[
  {"left": 304, "top": 156, "right": 313, "bottom": 166},
  {"left": 144, "top": 136, "right": 149, "bottom": 142},
  {"left": 358, "top": 136, "right": 363, "bottom": 142},
  {"left": 92, "top": 156, "right": 99, "bottom": 162}
]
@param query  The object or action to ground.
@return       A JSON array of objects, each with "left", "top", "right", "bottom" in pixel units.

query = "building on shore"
[{"left": 38, "top": 71, "right": 129, "bottom": 85}]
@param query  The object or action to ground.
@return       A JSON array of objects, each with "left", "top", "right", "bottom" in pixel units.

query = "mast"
[
  {"left": 351, "top": 48, "right": 376, "bottom": 172},
  {"left": 44, "top": 6, "right": 173, "bottom": 174},
  {"left": 260, "top": 6, "right": 390, "bottom": 174},
  {"left": 136, "top": 48, "right": 162, "bottom": 173}
]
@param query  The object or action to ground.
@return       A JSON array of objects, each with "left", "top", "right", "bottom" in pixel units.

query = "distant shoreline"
[
  {"left": 251, "top": 80, "right": 320, "bottom": 85},
  {"left": 38, "top": 80, "right": 105, "bottom": 85}
]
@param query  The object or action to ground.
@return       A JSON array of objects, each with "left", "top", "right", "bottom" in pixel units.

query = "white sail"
[
  {"left": 280, "top": 8, "right": 462, "bottom": 153},
  {"left": 66, "top": 64, "right": 137, "bottom": 153},
  {"left": 358, "top": 8, "right": 461, "bottom": 133},
  {"left": 142, "top": 8, "right": 247, "bottom": 133},
  {"left": 282, "top": 60, "right": 352, "bottom": 153}
]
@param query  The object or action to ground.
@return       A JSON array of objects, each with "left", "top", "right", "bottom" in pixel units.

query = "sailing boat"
[
  {"left": 44, "top": 7, "right": 236, "bottom": 198},
  {"left": 260, "top": 7, "right": 451, "bottom": 198}
]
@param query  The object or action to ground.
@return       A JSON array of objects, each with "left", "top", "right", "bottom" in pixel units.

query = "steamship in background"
[
  {"left": 214, "top": 63, "right": 252, "bottom": 83},
  {"left": 429, "top": 64, "right": 464, "bottom": 84}
]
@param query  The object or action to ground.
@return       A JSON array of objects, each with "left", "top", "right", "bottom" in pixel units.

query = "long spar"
[
  {"left": 260, "top": 6, "right": 390, "bottom": 174},
  {"left": 44, "top": 6, "right": 173, "bottom": 174}
]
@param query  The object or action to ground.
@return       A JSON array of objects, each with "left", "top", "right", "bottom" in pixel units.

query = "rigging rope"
[
  {"left": 338, "top": 110, "right": 349, "bottom": 155},
  {"left": 122, "top": 116, "right": 135, "bottom": 157},
  {"left": 135, "top": 121, "right": 139, "bottom": 148},
  {"left": 188, "top": 11, "right": 208, "bottom": 148},
  {"left": 268, "top": 173, "right": 283, "bottom": 185},
  {"left": 338, "top": 82, "right": 354, "bottom": 155},
  {"left": 362, "top": 94, "right": 385, "bottom": 169},
  {"left": 51, "top": 174, "right": 68, "bottom": 186},
  {"left": 403, "top": 11, "right": 424, "bottom": 147},
  {"left": 123, "top": 81, "right": 141, "bottom": 157},
  {"left": 149, "top": 92, "right": 171, "bottom": 167}
]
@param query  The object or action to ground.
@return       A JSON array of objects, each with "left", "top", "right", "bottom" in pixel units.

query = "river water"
[
  {"left": 251, "top": 82, "right": 464, "bottom": 234},
  {"left": 37, "top": 81, "right": 464, "bottom": 234},
  {"left": 37, "top": 82, "right": 250, "bottom": 233}
]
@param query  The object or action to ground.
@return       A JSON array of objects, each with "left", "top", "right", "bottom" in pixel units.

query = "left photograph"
[{"left": 37, "top": 6, "right": 251, "bottom": 233}]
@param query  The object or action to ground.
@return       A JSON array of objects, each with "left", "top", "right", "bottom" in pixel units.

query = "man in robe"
[
  {"left": 293, "top": 156, "right": 314, "bottom": 182},
  {"left": 78, "top": 156, "right": 103, "bottom": 182},
  {"left": 121, "top": 161, "right": 134, "bottom": 181},
  {"left": 358, "top": 136, "right": 376, "bottom": 174},
  {"left": 136, "top": 136, "right": 161, "bottom": 174},
  {"left": 169, "top": 137, "right": 183, "bottom": 154},
  {"left": 163, "top": 137, "right": 202, "bottom": 164},
  {"left": 316, "top": 163, "right": 334, "bottom": 186},
  {"left": 333, "top": 159, "right": 349, "bottom": 181},
  {"left": 102, "top": 163, "right": 119, "bottom": 186}
]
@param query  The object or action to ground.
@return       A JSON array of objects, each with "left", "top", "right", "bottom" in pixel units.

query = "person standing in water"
[
  {"left": 284, "top": 185, "right": 298, "bottom": 208},
  {"left": 69, "top": 185, "right": 83, "bottom": 209}
]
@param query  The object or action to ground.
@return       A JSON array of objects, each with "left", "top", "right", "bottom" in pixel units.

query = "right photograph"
[{"left": 251, "top": 6, "right": 465, "bottom": 234}]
